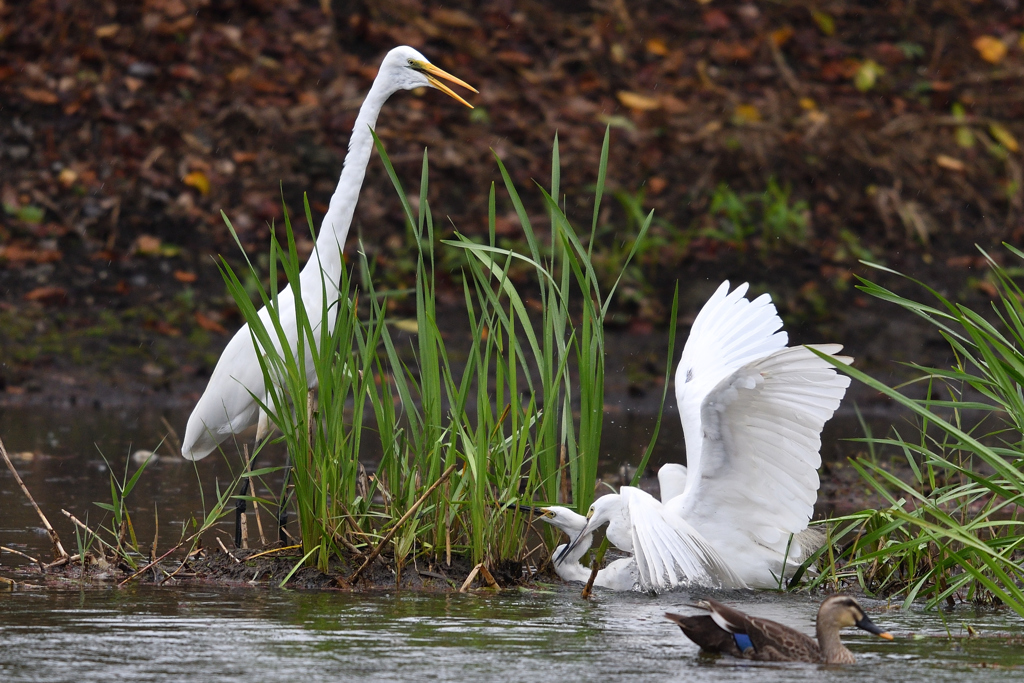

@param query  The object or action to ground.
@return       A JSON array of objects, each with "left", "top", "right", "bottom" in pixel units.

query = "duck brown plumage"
[{"left": 665, "top": 595, "right": 893, "bottom": 664}]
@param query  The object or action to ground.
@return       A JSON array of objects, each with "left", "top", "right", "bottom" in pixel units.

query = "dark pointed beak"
[
  {"left": 855, "top": 615, "right": 894, "bottom": 641},
  {"left": 555, "top": 522, "right": 591, "bottom": 565},
  {"left": 516, "top": 505, "right": 545, "bottom": 516}
]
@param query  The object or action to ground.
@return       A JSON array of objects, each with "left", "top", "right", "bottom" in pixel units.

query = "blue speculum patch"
[{"left": 733, "top": 633, "right": 754, "bottom": 652}]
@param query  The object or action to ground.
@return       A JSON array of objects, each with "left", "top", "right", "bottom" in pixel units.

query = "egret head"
[
  {"left": 554, "top": 495, "right": 619, "bottom": 565},
  {"left": 535, "top": 506, "right": 588, "bottom": 536},
  {"left": 378, "top": 46, "right": 477, "bottom": 107}
]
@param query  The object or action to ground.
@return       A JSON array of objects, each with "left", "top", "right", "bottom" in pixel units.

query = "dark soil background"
[{"left": 1, "top": 0, "right": 1022, "bottom": 412}]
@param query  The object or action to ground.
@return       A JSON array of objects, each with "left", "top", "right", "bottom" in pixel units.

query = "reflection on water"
[
  {"left": 0, "top": 587, "right": 1021, "bottom": 682},
  {"left": 0, "top": 404, "right": 887, "bottom": 566}
]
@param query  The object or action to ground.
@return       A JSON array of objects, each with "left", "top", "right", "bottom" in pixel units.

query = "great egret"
[
  {"left": 181, "top": 47, "right": 476, "bottom": 461},
  {"left": 532, "top": 506, "right": 636, "bottom": 591},
  {"left": 560, "top": 282, "right": 851, "bottom": 591},
  {"left": 665, "top": 595, "right": 893, "bottom": 663}
]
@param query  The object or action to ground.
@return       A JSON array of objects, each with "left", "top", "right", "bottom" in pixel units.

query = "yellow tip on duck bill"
[{"left": 411, "top": 60, "right": 478, "bottom": 108}]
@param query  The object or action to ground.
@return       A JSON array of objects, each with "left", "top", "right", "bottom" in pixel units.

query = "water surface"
[{"left": 1, "top": 587, "right": 1021, "bottom": 682}]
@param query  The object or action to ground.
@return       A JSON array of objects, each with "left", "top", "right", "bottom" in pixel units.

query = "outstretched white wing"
[
  {"left": 620, "top": 488, "right": 745, "bottom": 591},
  {"left": 669, "top": 345, "right": 851, "bottom": 558},
  {"left": 675, "top": 281, "right": 788, "bottom": 487}
]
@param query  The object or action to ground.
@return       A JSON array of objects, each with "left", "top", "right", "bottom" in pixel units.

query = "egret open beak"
[
  {"left": 410, "top": 60, "right": 477, "bottom": 108},
  {"left": 855, "top": 614, "right": 894, "bottom": 641},
  {"left": 555, "top": 519, "right": 592, "bottom": 565}
]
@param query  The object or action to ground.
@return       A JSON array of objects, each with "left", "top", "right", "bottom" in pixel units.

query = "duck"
[
  {"left": 665, "top": 595, "right": 893, "bottom": 663},
  {"left": 558, "top": 282, "right": 851, "bottom": 591}
]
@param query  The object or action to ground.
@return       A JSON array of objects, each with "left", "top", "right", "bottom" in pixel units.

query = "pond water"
[
  {"left": 5, "top": 405, "right": 1021, "bottom": 681},
  {"left": 1, "top": 586, "right": 1022, "bottom": 682}
]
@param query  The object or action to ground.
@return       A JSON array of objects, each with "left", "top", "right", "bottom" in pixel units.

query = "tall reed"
[
  {"left": 216, "top": 128, "right": 656, "bottom": 570},
  {"left": 808, "top": 246, "right": 1024, "bottom": 616}
]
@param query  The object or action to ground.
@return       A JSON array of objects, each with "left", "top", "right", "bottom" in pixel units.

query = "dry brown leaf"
[
  {"left": 174, "top": 270, "right": 198, "bottom": 283},
  {"left": 195, "top": 312, "right": 227, "bottom": 334},
  {"left": 95, "top": 24, "right": 120, "bottom": 38},
  {"left": 733, "top": 104, "right": 761, "bottom": 124},
  {"left": 617, "top": 91, "right": 661, "bottom": 111},
  {"left": 183, "top": 171, "right": 210, "bottom": 195},
  {"left": 135, "top": 234, "right": 162, "bottom": 255},
  {"left": 646, "top": 38, "right": 668, "bottom": 56},
  {"left": 973, "top": 35, "right": 1007, "bottom": 64},
  {"left": 24, "top": 286, "right": 67, "bottom": 303},
  {"left": 21, "top": 88, "right": 59, "bottom": 105},
  {"left": 936, "top": 155, "right": 966, "bottom": 172}
]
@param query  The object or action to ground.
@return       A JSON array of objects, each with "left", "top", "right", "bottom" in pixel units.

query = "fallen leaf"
[
  {"left": 58, "top": 168, "right": 78, "bottom": 187},
  {"left": 733, "top": 104, "right": 761, "bottom": 124},
  {"left": 94, "top": 23, "right": 120, "bottom": 38},
  {"left": 647, "top": 176, "right": 668, "bottom": 194},
  {"left": 21, "top": 87, "right": 59, "bottom": 105},
  {"left": 195, "top": 312, "right": 227, "bottom": 334},
  {"left": 936, "top": 155, "right": 966, "bottom": 172},
  {"left": 170, "top": 64, "right": 202, "bottom": 81},
  {"left": 431, "top": 8, "right": 477, "bottom": 28},
  {"left": 24, "top": 286, "right": 67, "bottom": 303},
  {"left": 135, "top": 234, "right": 162, "bottom": 255},
  {"left": 799, "top": 98, "right": 817, "bottom": 110},
  {"left": 989, "top": 123, "right": 1019, "bottom": 153},
  {"left": 973, "top": 35, "right": 1007, "bottom": 64},
  {"left": 703, "top": 9, "right": 730, "bottom": 31},
  {"left": 174, "top": 270, "right": 198, "bottom": 283},
  {"left": 617, "top": 91, "right": 661, "bottom": 111},
  {"left": 0, "top": 244, "right": 62, "bottom": 263},
  {"left": 854, "top": 60, "right": 885, "bottom": 92},
  {"left": 232, "top": 151, "right": 258, "bottom": 163},
  {"left": 149, "top": 320, "right": 181, "bottom": 336},
  {"left": 771, "top": 27, "right": 794, "bottom": 47},
  {"left": 646, "top": 38, "right": 668, "bottom": 56},
  {"left": 811, "top": 10, "right": 835, "bottom": 36},
  {"left": 183, "top": 171, "right": 210, "bottom": 195}
]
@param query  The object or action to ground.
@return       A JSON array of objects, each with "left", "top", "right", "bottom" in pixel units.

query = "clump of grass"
[
  {"left": 214, "top": 128, "right": 658, "bottom": 573},
  {"left": 804, "top": 245, "right": 1024, "bottom": 616},
  {"left": 704, "top": 177, "right": 809, "bottom": 248}
]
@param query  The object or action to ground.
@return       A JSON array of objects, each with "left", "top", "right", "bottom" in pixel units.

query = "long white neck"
[{"left": 311, "top": 78, "right": 395, "bottom": 283}]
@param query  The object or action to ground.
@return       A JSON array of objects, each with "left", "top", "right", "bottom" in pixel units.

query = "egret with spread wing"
[
  {"left": 560, "top": 282, "right": 850, "bottom": 591},
  {"left": 663, "top": 281, "right": 851, "bottom": 587},
  {"left": 181, "top": 47, "right": 476, "bottom": 461}
]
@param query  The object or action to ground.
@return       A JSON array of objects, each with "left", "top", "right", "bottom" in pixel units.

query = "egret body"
[{"left": 181, "top": 47, "right": 475, "bottom": 460}]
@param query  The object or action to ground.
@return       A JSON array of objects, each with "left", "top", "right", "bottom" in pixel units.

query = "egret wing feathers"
[
  {"left": 620, "top": 488, "right": 746, "bottom": 591},
  {"left": 667, "top": 344, "right": 851, "bottom": 587}
]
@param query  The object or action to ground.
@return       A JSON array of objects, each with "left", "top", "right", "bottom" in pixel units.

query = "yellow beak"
[{"left": 410, "top": 60, "right": 478, "bottom": 108}]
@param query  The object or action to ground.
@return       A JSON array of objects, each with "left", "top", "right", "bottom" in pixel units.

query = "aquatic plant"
[
  {"left": 215, "top": 129, "right": 656, "bottom": 572},
  {"left": 807, "top": 246, "right": 1024, "bottom": 616}
]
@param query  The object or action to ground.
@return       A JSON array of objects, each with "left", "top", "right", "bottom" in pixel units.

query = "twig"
[
  {"left": 217, "top": 537, "right": 241, "bottom": 563},
  {"left": 0, "top": 575, "right": 15, "bottom": 588},
  {"left": 581, "top": 561, "right": 600, "bottom": 600},
  {"left": 1, "top": 436, "right": 68, "bottom": 560},
  {"left": 769, "top": 40, "right": 803, "bottom": 96},
  {"left": 61, "top": 509, "right": 117, "bottom": 554},
  {"left": 118, "top": 539, "right": 190, "bottom": 587},
  {"left": 459, "top": 564, "right": 481, "bottom": 593},
  {"left": 1, "top": 545, "right": 43, "bottom": 570},
  {"left": 347, "top": 463, "right": 457, "bottom": 584},
  {"left": 245, "top": 544, "right": 302, "bottom": 561},
  {"left": 160, "top": 416, "right": 183, "bottom": 457}
]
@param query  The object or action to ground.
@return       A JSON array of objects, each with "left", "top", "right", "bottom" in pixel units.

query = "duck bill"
[
  {"left": 410, "top": 60, "right": 477, "bottom": 108},
  {"left": 855, "top": 615, "right": 894, "bottom": 640}
]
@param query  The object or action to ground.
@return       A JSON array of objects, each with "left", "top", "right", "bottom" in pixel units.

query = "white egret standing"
[
  {"left": 181, "top": 47, "right": 476, "bottom": 461},
  {"left": 560, "top": 282, "right": 851, "bottom": 591}
]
